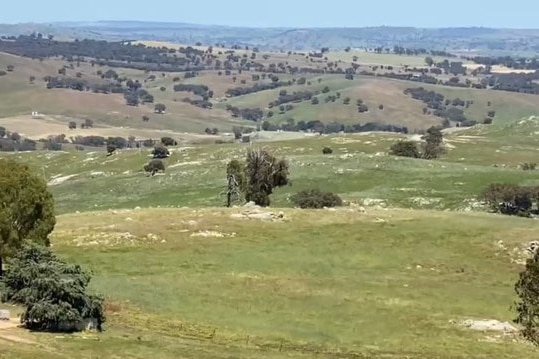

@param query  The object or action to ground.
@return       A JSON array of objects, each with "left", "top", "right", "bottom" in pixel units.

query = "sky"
[{"left": 1, "top": 0, "right": 537, "bottom": 28}]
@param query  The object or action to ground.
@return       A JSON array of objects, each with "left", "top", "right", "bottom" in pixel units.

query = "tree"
[
  {"left": 154, "top": 103, "right": 166, "bottom": 114},
  {"left": 0, "top": 159, "right": 55, "bottom": 277},
  {"left": 243, "top": 149, "right": 289, "bottom": 206},
  {"left": 422, "top": 126, "right": 444, "bottom": 159},
  {"left": 0, "top": 126, "right": 6, "bottom": 138},
  {"left": 29, "top": 76, "right": 35, "bottom": 84},
  {"left": 142, "top": 115, "right": 149, "bottom": 122},
  {"left": 84, "top": 119, "right": 94, "bottom": 128},
  {"left": 152, "top": 146, "right": 170, "bottom": 159},
  {"left": 514, "top": 247, "right": 539, "bottom": 345},
  {"left": 6, "top": 65, "right": 14, "bottom": 72},
  {"left": 425, "top": 56, "right": 434, "bottom": 67},
  {"left": 224, "top": 160, "right": 246, "bottom": 207},
  {"left": 322, "top": 146, "right": 333, "bottom": 154},
  {"left": 161, "top": 137, "right": 177, "bottom": 146},
  {"left": 144, "top": 159, "right": 165, "bottom": 176},
  {"left": 106, "top": 145, "right": 116, "bottom": 156},
  {"left": 322, "top": 86, "right": 330, "bottom": 93},
  {"left": 389, "top": 141, "right": 420, "bottom": 158},
  {"left": 311, "top": 97, "right": 319, "bottom": 105},
  {"left": 262, "top": 121, "right": 271, "bottom": 131},
  {"left": 1, "top": 244, "right": 105, "bottom": 332},
  {"left": 68, "top": 121, "right": 77, "bottom": 130}
]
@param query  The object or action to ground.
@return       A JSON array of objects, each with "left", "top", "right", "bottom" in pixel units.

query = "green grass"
[
  {"left": 2, "top": 208, "right": 538, "bottom": 358},
  {"left": 2, "top": 119, "right": 538, "bottom": 215}
]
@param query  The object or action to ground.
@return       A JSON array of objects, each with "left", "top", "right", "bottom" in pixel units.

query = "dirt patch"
[
  {"left": 190, "top": 230, "right": 236, "bottom": 238},
  {"left": 460, "top": 319, "right": 518, "bottom": 333},
  {"left": 48, "top": 174, "right": 78, "bottom": 186}
]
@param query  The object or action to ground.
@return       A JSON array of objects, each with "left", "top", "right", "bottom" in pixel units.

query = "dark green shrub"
[
  {"left": 322, "top": 146, "right": 333, "bottom": 154},
  {"left": 161, "top": 137, "right": 177, "bottom": 146},
  {"left": 1, "top": 244, "right": 105, "bottom": 332},
  {"left": 521, "top": 163, "right": 537, "bottom": 171},
  {"left": 144, "top": 159, "right": 165, "bottom": 175},
  {"left": 389, "top": 141, "right": 420, "bottom": 158},
  {"left": 152, "top": 146, "right": 170, "bottom": 159},
  {"left": 291, "top": 189, "right": 342, "bottom": 209},
  {"left": 483, "top": 183, "right": 538, "bottom": 216},
  {"left": 514, "top": 248, "right": 539, "bottom": 346}
]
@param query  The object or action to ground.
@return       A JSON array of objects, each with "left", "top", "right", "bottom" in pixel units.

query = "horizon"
[
  {"left": 6, "top": 20, "right": 539, "bottom": 31},
  {"left": 1, "top": 0, "right": 538, "bottom": 29}
]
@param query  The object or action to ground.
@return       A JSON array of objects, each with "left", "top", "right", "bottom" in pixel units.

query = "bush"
[
  {"left": 1, "top": 244, "right": 105, "bottom": 332},
  {"left": 45, "top": 141, "right": 63, "bottom": 151},
  {"left": 106, "top": 145, "right": 116, "bottom": 155},
  {"left": 482, "top": 183, "right": 538, "bottom": 216},
  {"left": 322, "top": 146, "right": 333, "bottom": 154},
  {"left": 389, "top": 141, "right": 420, "bottom": 158},
  {"left": 152, "top": 146, "right": 170, "bottom": 159},
  {"left": 521, "top": 163, "right": 537, "bottom": 171},
  {"left": 161, "top": 137, "right": 177, "bottom": 146},
  {"left": 291, "top": 189, "right": 343, "bottom": 209},
  {"left": 144, "top": 159, "right": 165, "bottom": 175}
]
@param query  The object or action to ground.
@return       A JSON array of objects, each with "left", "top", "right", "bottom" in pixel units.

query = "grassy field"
[
  {"left": 1, "top": 207, "right": 538, "bottom": 358},
  {"left": 2, "top": 49, "right": 539, "bottom": 135},
  {"left": 2, "top": 42, "right": 539, "bottom": 359},
  {"left": 0, "top": 118, "right": 537, "bottom": 215}
]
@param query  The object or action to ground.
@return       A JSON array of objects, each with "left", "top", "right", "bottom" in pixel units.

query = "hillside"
[
  {"left": 5, "top": 22, "right": 539, "bottom": 53},
  {"left": 2, "top": 21, "right": 539, "bottom": 359},
  {"left": 1, "top": 39, "right": 538, "bottom": 141}
]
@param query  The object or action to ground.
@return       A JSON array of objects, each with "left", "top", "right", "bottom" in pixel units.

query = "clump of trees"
[
  {"left": 483, "top": 183, "right": 539, "bottom": 217},
  {"left": 388, "top": 127, "right": 444, "bottom": 159},
  {"left": 225, "top": 149, "right": 289, "bottom": 206},
  {"left": 1, "top": 244, "right": 105, "bottom": 332},
  {"left": 291, "top": 189, "right": 342, "bottom": 209},
  {"left": 0, "top": 159, "right": 56, "bottom": 277}
]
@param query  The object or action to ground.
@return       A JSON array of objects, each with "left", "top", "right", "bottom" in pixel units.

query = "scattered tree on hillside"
[
  {"left": 0, "top": 159, "right": 55, "bottom": 277},
  {"left": 144, "top": 159, "right": 165, "bottom": 176},
  {"left": 425, "top": 57, "right": 434, "bottom": 67},
  {"left": 322, "top": 146, "right": 333, "bottom": 154},
  {"left": 1, "top": 244, "right": 105, "bottom": 332},
  {"left": 83, "top": 119, "right": 94, "bottom": 129},
  {"left": 142, "top": 115, "right": 149, "bottom": 122},
  {"left": 152, "top": 145, "right": 170, "bottom": 159},
  {"left": 161, "top": 137, "right": 177, "bottom": 146},
  {"left": 514, "top": 246, "right": 539, "bottom": 346},
  {"left": 68, "top": 121, "right": 77, "bottom": 130},
  {"left": 29, "top": 75, "right": 35, "bottom": 84},
  {"left": 243, "top": 149, "right": 290, "bottom": 206},
  {"left": 154, "top": 103, "right": 166, "bottom": 114},
  {"left": 6, "top": 65, "right": 14, "bottom": 72},
  {"left": 106, "top": 145, "right": 116, "bottom": 156},
  {"left": 422, "top": 126, "right": 445, "bottom": 159},
  {"left": 224, "top": 160, "right": 246, "bottom": 207},
  {"left": 0, "top": 127, "right": 6, "bottom": 138}
]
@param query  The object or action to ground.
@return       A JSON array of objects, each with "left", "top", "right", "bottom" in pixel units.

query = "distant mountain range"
[{"left": 1, "top": 21, "right": 539, "bottom": 54}]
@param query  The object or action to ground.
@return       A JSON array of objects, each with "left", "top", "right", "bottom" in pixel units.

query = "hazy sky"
[{"left": 1, "top": 0, "right": 537, "bottom": 28}]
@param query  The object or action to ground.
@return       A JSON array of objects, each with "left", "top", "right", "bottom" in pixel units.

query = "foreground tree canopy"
[
  {"left": 0, "top": 159, "right": 56, "bottom": 277},
  {"left": 1, "top": 244, "right": 105, "bottom": 332},
  {"left": 515, "top": 247, "right": 539, "bottom": 345}
]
